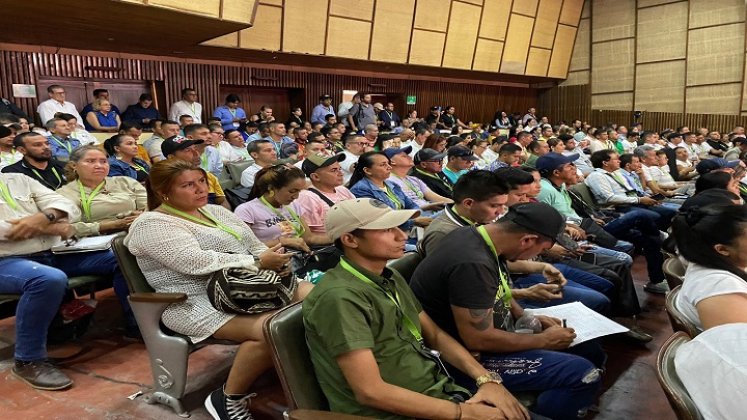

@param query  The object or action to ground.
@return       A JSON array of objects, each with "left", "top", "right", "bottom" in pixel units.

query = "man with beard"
[{"left": 3, "top": 133, "right": 67, "bottom": 190}]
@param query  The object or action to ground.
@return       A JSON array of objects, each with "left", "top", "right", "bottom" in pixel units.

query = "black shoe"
[
  {"left": 204, "top": 386, "right": 255, "bottom": 420},
  {"left": 12, "top": 360, "right": 73, "bottom": 391}
]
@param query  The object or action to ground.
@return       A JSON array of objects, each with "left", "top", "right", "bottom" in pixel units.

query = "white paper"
[
  {"left": 525, "top": 301, "right": 629, "bottom": 346},
  {"left": 50, "top": 233, "right": 119, "bottom": 254}
]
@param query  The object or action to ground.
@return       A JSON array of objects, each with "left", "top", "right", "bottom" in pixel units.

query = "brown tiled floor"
[{"left": 0, "top": 256, "right": 677, "bottom": 419}]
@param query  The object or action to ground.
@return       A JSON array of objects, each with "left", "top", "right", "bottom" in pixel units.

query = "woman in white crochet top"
[{"left": 125, "top": 159, "right": 312, "bottom": 420}]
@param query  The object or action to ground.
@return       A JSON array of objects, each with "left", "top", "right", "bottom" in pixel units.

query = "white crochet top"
[{"left": 124, "top": 204, "right": 267, "bottom": 342}]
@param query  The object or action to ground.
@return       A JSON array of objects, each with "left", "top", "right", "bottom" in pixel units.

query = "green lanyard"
[
  {"left": 476, "top": 226, "right": 513, "bottom": 309},
  {"left": 51, "top": 136, "right": 72, "bottom": 155},
  {"left": 200, "top": 153, "right": 208, "bottom": 170},
  {"left": 393, "top": 174, "right": 424, "bottom": 200},
  {"left": 340, "top": 258, "right": 423, "bottom": 343},
  {"left": 260, "top": 196, "right": 305, "bottom": 237},
  {"left": 161, "top": 203, "right": 242, "bottom": 240},
  {"left": 451, "top": 205, "right": 475, "bottom": 226},
  {"left": 383, "top": 185, "right": 403, "bottom": 209},
  {"left": 1, "top": 148, "right": 18, "bottom": 164},
  {"left": 132, "top": 162, "right": 148, "bottom": 173},
  {"left": 0, "top": 180, "right": 18, "bottom": 211},
  {"left": 739, "top": 184, "right": 747, "bottom": 196},
  {"left": 31, "top": 167, "right": 62, "bottom": 189},
  {"left": 78, "top": 180, "right": 105, "bottom": 222}
]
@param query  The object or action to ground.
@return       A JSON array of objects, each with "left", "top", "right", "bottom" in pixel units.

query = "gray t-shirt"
[{"left": 349, "top": 103, "right": 377, "bottom": 130}]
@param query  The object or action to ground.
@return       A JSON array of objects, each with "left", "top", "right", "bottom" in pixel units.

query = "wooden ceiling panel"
[
  {"left": 442, "top": 2, "right": 481, "bottom": 69},
  {"left": 221, "top": 0, "right": 258, "bottom": 24},
  {"left": 326, "top": 16, "right": 372, "bottom": 60},
  {"left": 414, "top": 0, "right": 451, "bottom": 32},
  {"left": 370, "top": 0, "right": 415, "bottom": 64},
  {"left": 479, "top": 0, "right": 513, "bottom": 41},
  {"left": 558, "top": 0, "right": 584, "bottom": 26},
  {"left": 473, "top": 39, "right": 504, "bottom": 72},
  {"left": 149, "top": 0, "right": 221, "bottom": 18},
  {"left": 532, "top": 0, "right": 562, "bottom": 49},
  {"left": 409, "top": 29, "right": 447, "bottom": 67},
  {"left": 283, "top": 0, "right": 328, "bottom": 54},
  {"left": 329, "top": 0, "right": 374, "bottom": 21},
  {"left": 239, "top": 4, "right": 282, "bottom": 51},
  {"left": 513, "top": 0, "right": 539, "bottom": 16},
  {"left": 526, "top": 47, "right": 551, "bottom": 76},
  {"left": 502, "top": 14, "right": 535, "bottom": 74}
]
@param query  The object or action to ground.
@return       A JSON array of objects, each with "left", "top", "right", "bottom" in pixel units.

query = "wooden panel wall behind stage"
[
  {"left": 0, "top": 49, "right": 537, "bottom": 125},
  {"left": 537, "top": 84, "right": 747, "bottom": 133}
]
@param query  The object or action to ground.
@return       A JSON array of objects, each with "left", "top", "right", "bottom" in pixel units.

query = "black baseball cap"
[
  {"left": 501, "top": 202, "right": 565, "bottom": 243},
  {"left": 414, "top": 148, "right": 446, "bottom": 164},
  {"left": 447, "top": 145, "right": 479, "bottom": 161},
  {"left": 319, "top": 94, "right": 332, "bottom": 101},
  {"left": 161, "top": 135, "right": 204, "bottom": 157},
  {"left": 0, "top": 125, "right": 11, "bottom": 138}
]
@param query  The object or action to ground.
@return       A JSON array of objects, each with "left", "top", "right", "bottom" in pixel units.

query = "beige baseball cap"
[{"left": 325, "top": 198, "right": 420, "bottom": 240}]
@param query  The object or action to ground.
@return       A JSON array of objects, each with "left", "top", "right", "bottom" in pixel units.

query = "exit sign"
[{"left": 406, "top": 95, "right": 416, "bottom": 105}]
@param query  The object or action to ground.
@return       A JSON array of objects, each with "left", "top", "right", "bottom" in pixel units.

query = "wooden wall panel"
[
  {"left": 592, "top": 0, "right": 635, "bottom": 42},
  {"left": 687, "top": 23, "right": 745, "bottom": 86},
  {"left": 581, "top": 0, "right": 590, "bottom": 19},
  {"left": 532, "top": 0, "right": 562, "bottom": 49},
  {"left": 283, "top": 0, "right": 328, "bottom": 54},
  {"left": 501, "top": 14, "right": 535, "bottom": 74},
  {"left": 635, "top": 61, "right": 685, "bottom": 113},
  {"left": 409, "top": 30, "right": 447, "bottom": 67},
  {"left": 559, "top": 70, "right": 589, "bottom": 86},
  {"left": 526, "top": 47, "right": 552, "bottom": 76},
  {"left": 442, "top": 2, "right": 481, "bottom": 69},
  {"left": 370, "top": 0, "right": 415, "bottom": 64},
  {"left": 689, "top": 0, "right": 745, "bottom": 29},
  {"left": 591, "top": 38, "right": 635, "bottom": 93},
  {"left": 687, "top": 83, "right": 742, "bottom": 114},
  {"left": 568, "top": 19, "right": 590, "bottom": 71},
  {"left": 513, "top": 0, "right": 539, "bottom": 16},
  {"left": 326, "top": 17, "right": 372, "bottom": 60},
  {"left": 591, "top": 92, "right": 633, "bottom": 110},
  {"left": 239, "top": 4, "right": 281, "bottom": 50},
  {"left": 329, "top": 0, "right": 374, "bottom": 21},
  {"left": 637, "top": 0, "right": 683, "bottom": 6},
  {"left": 473, "top": 39, "right": 504, "bottom": 72},
  {"left": 260, "top": 0, "right": 283, "bottom": 5},
  {"left": 559, "top": 0, "right": 585, "bottom": 26},
  {"left": 548, "top": 25, "right": 578, "bottom": 78},
  {"left": 202, "top": 32, "right": 240, "bottom": 48},
  {"left": 0, "top": 49, "right": 538, "bottom": 128},
  {"left": 414, "top": 0, "right": 450, "bottom": 32},
  {"left": 636, "top": 2, "right": 687, "bottom": 63},
  {"left": 479, "top": 0, "right": 513, "bottom": 41}
]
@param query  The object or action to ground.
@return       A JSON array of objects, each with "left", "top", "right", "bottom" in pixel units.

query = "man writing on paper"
[
  {"left": 0, "top": 172, "right": 126, "bottom": 391},
  {"left": 410, "top": 202, "right": 606, "bottom": 420}
]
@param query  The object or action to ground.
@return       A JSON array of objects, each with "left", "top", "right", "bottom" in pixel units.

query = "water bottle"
[{"left": 514, "top": 314, "right": 542, "bottom": 334}]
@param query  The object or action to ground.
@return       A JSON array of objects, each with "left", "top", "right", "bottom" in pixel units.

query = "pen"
[{"left": 562, "top": 319, "right": 567, "bottom": 328}]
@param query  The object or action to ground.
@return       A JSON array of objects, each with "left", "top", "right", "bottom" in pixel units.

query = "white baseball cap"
[{"left": 325, "top": 198, "right": 419, "bottom": 240}]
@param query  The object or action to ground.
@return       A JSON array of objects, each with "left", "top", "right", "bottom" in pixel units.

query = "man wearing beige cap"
[{"left": 303, "top": 198, "right": 528, "bottom": 420}]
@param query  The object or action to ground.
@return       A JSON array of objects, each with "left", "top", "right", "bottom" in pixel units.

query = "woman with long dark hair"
[{"left": 104, "top": 134, "right": 150, "bottom": 182}]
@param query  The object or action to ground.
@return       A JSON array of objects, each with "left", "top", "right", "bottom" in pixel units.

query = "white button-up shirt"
[
  {"left": 37, "top": 99, "right": 84, "bottom": 127},
  {"left": 169, "top": 100, "right": 202, "bottom": 123}
]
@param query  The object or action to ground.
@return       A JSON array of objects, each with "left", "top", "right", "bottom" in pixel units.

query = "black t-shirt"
[
  {"left": 440, "top": 113, "right": 456, "bottom": 128},
  {"left": 410, "top": 227, "right": 513, "bottom": 344},
  {"left": 2, "top": 158, "right": 66, "bottom": 190},
  {"left": 412, "top": 170, "right": 453, "bottom": 199}
]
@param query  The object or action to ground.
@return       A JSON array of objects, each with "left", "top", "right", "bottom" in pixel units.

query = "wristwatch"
[
  {"left": 43, "top": 211, "right": 57, "bottom": 222},
  {"left": 475, "top": 372, "right": 503, "bottom": 387}
]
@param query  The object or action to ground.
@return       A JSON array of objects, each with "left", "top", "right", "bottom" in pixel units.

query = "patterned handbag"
[{"left": 207, "top": 267, "right": 297, "bottom": 315}]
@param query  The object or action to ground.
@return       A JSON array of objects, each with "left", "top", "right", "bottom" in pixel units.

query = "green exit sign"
[{"left": 406, "top": 95, "right": 416, "bottom": 105}]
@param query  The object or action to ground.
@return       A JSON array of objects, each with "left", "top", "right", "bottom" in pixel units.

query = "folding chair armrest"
[{"left": 130, "top": 292, "right": 187, "bottom": 304}]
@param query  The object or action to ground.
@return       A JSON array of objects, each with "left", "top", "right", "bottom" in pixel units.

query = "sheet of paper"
[
  {"left": 525, "top": 301, "right": 629, "bottom": 346},
  {"left": 50, "top": 233, "right": 120, "bottom": 254}
]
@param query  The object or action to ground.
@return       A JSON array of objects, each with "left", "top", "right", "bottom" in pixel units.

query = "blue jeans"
[
  {"left": 603, "top": 209, "right": 665, "bottom": 282},
  {"left": 587, "top": 244, "right": 633, "bottom": 266},
  {"left": 480, "top": 341, "right": 605, "bottom": 420},
  {"left": 514, "top": 264, "right": 614, "bottom": 314},
  {"left": 0, "top": 250, "right": 132, "bottom": 361}
]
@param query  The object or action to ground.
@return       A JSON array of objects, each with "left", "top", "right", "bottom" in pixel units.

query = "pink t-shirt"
[
  {"left": 234, "top": 198, "right": 306, "bottom": 243},
  {"left": 294, "top": 186, "right": 355, "bottom": 234}
]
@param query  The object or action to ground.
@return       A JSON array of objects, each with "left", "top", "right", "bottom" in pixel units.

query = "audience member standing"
[
  {"left": 310, "top": 94, "right": 335, "bottom": 125},
  {"left": 169, "top": 88, "right": 203, "bottom": 123},
  {"left": 213, "top": 94, "right": 247, "bottom": 131}
]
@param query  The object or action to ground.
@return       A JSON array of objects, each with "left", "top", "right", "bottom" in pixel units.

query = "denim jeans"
[
  {"left": 514, "top": 264, "right": 613, "bottom": 314},
  {"left": 603, "top": 208, "right": 665, "bottom": 283},
  {"left": 476, "top": 342, "right": 605, "bottom": 420},
  {"left": 586, "top": 244, "right": 633, "bottom": 266},
  {"left": 0, "top": 250, "right": 132, "bottom": 361}
]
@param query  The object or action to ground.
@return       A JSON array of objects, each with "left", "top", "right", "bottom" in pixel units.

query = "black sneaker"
[
  {"left": 644, "top": 281, "right": 670, "bottom": 294},
  {"left": 204, "top": 386, "right": 256, "bottom": 420},
  {"left": 12, "top": 360, "right": 73, "bottom": 390}
]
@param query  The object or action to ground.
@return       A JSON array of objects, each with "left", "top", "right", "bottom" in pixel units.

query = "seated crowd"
[{"left": 1, "top": 91, "right": 745, "bottom": 420}]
